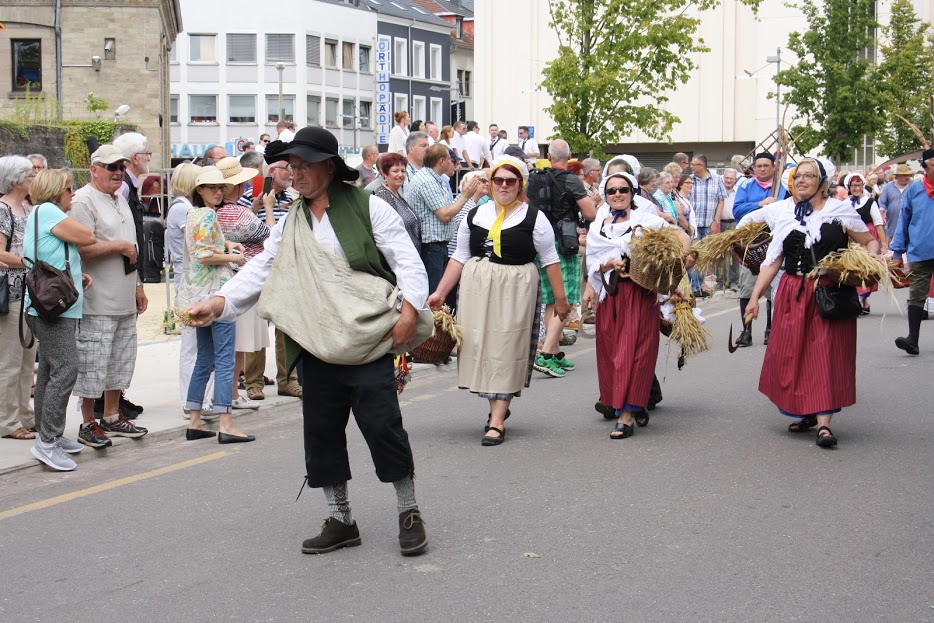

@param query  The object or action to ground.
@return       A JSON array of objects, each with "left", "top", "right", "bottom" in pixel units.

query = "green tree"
[
  {"left": 540, "top": 0, "right": 761, "bottom": 157},
  {"left": 876, "top": 0, "right": 934, "bottom": 158},
  {"left": 774, "top": 0, "right": 885, "bottom": 162}
]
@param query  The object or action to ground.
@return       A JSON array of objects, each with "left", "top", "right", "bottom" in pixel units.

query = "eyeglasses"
[
  {"left": 32, "top": 165, "right": 46, "bottom": 171},
  {"left": 796, "top": 173, "right": 820, "bottom": 181},
  {"left": 103, "top": 162, "right": 127, "bottom": 172},
  {"left": 135, "top": 151, "right": 152, "bottom": 157},
  {"left": 269, "top": 166, "right": 290, "bottom": 173},
  {"left": 288, "top": 163, "right": 315, "bottom": 174},
  {"left": 605, "top": 187, "right": 632, "bottom": 196},
  {"left": 204, "top": 184, "right": 226, "bottom": 192},
  {"left": 491, "top": 176, "right": 519, "bottom": 188}
]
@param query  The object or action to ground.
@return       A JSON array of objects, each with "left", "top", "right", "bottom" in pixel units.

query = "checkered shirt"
[
  {"left": 405, "top": 167, "right": 455, "bottom": 243},
  {"left": 689, "top": 172, "right": 726, "bottom": 228}
]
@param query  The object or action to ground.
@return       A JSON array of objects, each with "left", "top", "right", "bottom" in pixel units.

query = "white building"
[
  {"left": 474, "top": 0, "right": 934, "bottom": 167},
  {"left": 169, "top": 0, "right": 377, "bottom": 161}
]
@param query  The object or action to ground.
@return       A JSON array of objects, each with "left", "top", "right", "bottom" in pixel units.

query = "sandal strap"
[
  {"left": 485, "top": 426, "right": 504, "bottom": 437},
  {"left": 816, "top": 425, "right": 834, "bottom": 436}
]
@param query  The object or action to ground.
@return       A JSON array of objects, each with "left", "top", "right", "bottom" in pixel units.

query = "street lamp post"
[
  {"left": 766, "top": 48, "right": 782, "bottom": 130},
  {"left": 276, "top": 62, "right": 285, "bottom": 125}
]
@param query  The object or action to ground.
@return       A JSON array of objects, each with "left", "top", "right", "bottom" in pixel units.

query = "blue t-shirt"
[{"left": 22, "top": 203, "right": 84, "bottom": 319}]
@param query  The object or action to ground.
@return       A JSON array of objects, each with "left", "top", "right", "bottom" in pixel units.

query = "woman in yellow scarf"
[{"left": 427, "top": 157, "right": 570, "bottom": 446}]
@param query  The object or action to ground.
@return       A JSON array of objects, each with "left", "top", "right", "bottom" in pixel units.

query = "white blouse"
[{"left": 449, "top": 202, "right": 560, "bottom": 267}]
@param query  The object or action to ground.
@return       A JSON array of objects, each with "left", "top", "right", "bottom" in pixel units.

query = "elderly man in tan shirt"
[{"left": 70, "top": 145, "right": 149, "bottom": 448}]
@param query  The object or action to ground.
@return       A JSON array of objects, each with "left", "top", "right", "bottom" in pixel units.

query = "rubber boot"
[{"left": 895, "top": 306, "right": 923, "bottom": 355}]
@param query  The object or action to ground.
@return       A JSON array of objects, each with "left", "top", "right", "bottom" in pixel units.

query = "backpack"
[{"left": 526, "top": 167, "right": 580, "bottom": 256}]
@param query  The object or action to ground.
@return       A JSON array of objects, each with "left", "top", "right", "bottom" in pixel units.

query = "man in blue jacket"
[
  {"left": 890, "top": 149, "right": 934, "bottom": 355},
  {"left": 732, "top": 153, "right": 788, "bottom": 347}
]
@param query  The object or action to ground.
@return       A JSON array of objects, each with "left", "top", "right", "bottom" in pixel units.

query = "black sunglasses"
[
  {"left": 605, "top": 187, "right": 631, "bottom": 196},
  {"left": 102, "top": 162, "right": 127, "bottom": 172}
]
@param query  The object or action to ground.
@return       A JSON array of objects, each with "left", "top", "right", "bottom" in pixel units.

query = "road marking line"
[{"left": 0, "top": 451, "right": 230, "bottom": 521}]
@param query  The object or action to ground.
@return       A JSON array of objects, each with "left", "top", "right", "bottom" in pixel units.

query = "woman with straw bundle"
[
  {"left": 586, "top": 172, "right": 693, "bottom": 440},
  {"left": 843, "top": 172, "right": 887, "bottom": 314},
  {"left": 744, "top": 159, "right": 880, "bottom": 448},
  {"left": 427, "top": 156, "right": 570, "bottom": 446}
]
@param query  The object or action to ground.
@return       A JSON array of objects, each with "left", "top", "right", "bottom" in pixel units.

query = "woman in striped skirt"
[
  {"left": 427, "top": 156, "right": 570, "bottom": 446},
  {"left": 744, "top": 159, "right": 880, "bottom": 448},
  {"left": 586, "top": 172, "right": 694, "bottom": 440}
]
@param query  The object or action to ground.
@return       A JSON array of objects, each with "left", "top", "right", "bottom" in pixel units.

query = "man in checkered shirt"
[{"left": 689, "top": 153, "right": 727, "bottom": 239}]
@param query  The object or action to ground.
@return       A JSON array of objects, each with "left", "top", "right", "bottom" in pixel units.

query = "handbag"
[
  {"left": 23, "top": 205, "right": 80, "bottom": 322},
  {"left": 811, "top": 245, "right": 861, "bottom": 320},
  {"left": 0, "top": 203, "right": 13, "bottom": 315}
]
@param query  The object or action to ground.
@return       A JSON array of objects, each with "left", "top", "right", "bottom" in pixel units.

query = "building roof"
[
  {"left": 359, "top": 0, "right": 453, "bottom": 27},
  {"left": 407, "top": 0, "right": 473, "bottom": 48}
]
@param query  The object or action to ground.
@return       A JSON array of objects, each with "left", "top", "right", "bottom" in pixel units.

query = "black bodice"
[
  {"left": 468, "top": 204, "right": 539, "bottom": 265},
  {"left": 782, "top": 221, "right": 848, "bottom": 275}
]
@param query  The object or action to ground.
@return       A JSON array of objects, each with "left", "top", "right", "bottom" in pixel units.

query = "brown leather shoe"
[
  {"left": 398, "top": 509, "right": 428, "bottom": 556},
  {"left": 278, "top": 381, "right": 303, "bottom": 398},
  {"left": 301, "top": 518, "right": 361, "bottom": 554}
]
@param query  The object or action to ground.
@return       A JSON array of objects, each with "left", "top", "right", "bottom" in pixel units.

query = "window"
[
  {"left": 265, "top": 95, "right": 294, "bottom": 123},
  {"left": 228, "top": 95, "right": 255, "bottom": 123},
  {"left": 306, "top": 35, "right": 321, "bottom": 66},
  {"left": 325, "top": 97, "right": 339, "bottom": 127},
  {"left": 411, "top": 42, "right": 425, "bottom": 79},
  {"left": 170, "top": 95, "right": 179, "bottom": 123},
  {"left": 324, "top": 39, "right": 338, "bottom": 68},
  {"left": 393, "top": 94, "right": 408, "bottom": 118},
  {"left": 342, "top": 42, "right": 355, "bottom": 70},
  {"left": 429, "top": 45, "right": 441, "bottom": 81},
  {"left": 265, "top": 34, "right": 295, "bottom": 63},
  {"left": 455, "top": 17, "right": 464, "bottom": 39},
  {"left": 189, "top": 95, "right": 217, "bottom": 123},
  {"left": 412, "top": 95, "right": 426, "bottom": 123},
  {"left": 429, "top": 98, "right": 442, "bottom": 125},
  {"left": 11, "top": 39, "right": 41, "bottom": 91},
  {"left": 359, "top": 45, "right": 371, "bottom": 73},
  {"left": 307, "top": 95, "right": 322, "bottom": 126},
  {"left": 342, "top": 99, "right": 355, "bottom": 128},
  {"left": 457, "top": 69, "right": 471, "bottom": 97},
  {"left": 359, "top": 101, "right": 371, "bottom": 128},
  {"left": 189, "top": 34, "right": 216, "bottom": 62},
  {"left": 393, "top": 38, "right": 407, "bottom": 75},
  {"left": 226, "top": 34, "right": 256, "bottom": 63}
]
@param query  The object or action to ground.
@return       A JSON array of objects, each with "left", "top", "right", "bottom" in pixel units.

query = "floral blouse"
[
  {"left": 175, "top": 207, "right": 232, "bottom": 307},
  {"left": 0, "top": 200, "right": 29, "bottom": 302}
]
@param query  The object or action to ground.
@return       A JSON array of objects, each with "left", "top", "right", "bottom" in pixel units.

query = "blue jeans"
[
  {"left": 421, "top": 241, "right": 456, "bottom": 308},
  {"left": 185, "top": 320, "right": 235, "bottom": 414}
]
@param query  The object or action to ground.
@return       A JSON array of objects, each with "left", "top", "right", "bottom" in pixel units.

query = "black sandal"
[
  {"left": 482, "top": 426, "right": 505, "bottom": 446},
  {"left": 634, "top": 409, "right": 650, "bottom": 427},
  {"left": 816, "top": 425, "right": 838, "bottom": 448},
  {"left": 595, "top": 402, "right": 616, "bottom": 420},
  {"left": 788, "top": 415, "right": 818, "bottom": 433},
  {"left": 609, "top": 422, "right": 634, "bottom": 439}
]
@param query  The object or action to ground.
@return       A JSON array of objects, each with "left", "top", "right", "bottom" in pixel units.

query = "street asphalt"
[{"left": 0, "top": 290, "right": 931, "bottom": 623}]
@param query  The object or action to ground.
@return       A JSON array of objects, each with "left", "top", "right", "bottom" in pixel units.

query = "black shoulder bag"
[{"left": 811, "top": 245, "right": 861, "bottom": 320}]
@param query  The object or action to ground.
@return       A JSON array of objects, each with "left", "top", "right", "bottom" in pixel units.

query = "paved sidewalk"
[{"left": 0, "top": 325, "right": 453, "bottom": 476}]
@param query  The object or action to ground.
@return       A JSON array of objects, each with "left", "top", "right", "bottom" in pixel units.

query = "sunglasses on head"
[
  {"left": 491, "top": 176, "right": 519, "bottom": 188},
  {"left": 605, "top": 186, "right": 631, "bottom": 196}
]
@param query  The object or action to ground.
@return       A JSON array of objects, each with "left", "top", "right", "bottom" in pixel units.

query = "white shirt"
[
  {"left": 217, "top": 194, "right": 429, "bottom": 322},
  {"left": 519, "top": 136, "right": 540, "bottom": 158},
  {"left": 450, "top": 132, "right": 467, "bottom": 162},
  {"left": 388, "top": 125, "right": 408, "bottom": 155},
  {"left": 464, "top": 131, "right": 491, "bottom": 167},
  {"left": 722, "top": 188, "right": 736, "bottom": 220},
  {"left": 450, "top": 202, "right": 560, "bottom": 267},
  {"left": 489, "top": 136, "right": 508, "bottom": 161},
  {"left": 278, "top": 129, "right": 295, "bottom": 143}
]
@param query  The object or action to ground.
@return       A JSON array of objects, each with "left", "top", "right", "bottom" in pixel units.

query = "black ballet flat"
[
  {"left": 218, "top": 432, "right": 256, "bottom": 444},
  {"left": 185, "top": 428, "right": 216, "bottom": 441}
]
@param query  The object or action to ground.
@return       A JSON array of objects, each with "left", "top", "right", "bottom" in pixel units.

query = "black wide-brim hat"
[{"left": 264, "top": 126, "right": 359, "bottom": 182}]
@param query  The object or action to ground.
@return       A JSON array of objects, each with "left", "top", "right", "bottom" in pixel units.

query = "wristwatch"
[{"left": 136, "top": 281, "right": 143, "bottom": 287}]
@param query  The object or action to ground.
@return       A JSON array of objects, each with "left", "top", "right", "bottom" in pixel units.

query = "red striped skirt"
[
  {"left": 758, "top": 274, "right": 857, "bottom": 415},
  {"left": 596, "top": 280, "right": 660, "bottom": 411}
]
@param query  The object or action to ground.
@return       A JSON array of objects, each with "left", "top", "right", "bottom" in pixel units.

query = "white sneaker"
[
  {"left": 231, "top": 397, "right": 260, "bottom": 410},
  {"left": 182, "top": 409, "right": 220, "bottom": 421},
  {"left": 31, "top": 439, "right": 77, "bottom": 471},
  {"left": 56, "top": 436, "right": 84, "bottom": 454}
]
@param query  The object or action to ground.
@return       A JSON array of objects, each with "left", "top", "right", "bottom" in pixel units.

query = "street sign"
[
  {"left": 376, "top": 40, "right": 391, "bottom": 145},
  {"left": 527, "top": 126, "right": 535, "bottom": 138}
]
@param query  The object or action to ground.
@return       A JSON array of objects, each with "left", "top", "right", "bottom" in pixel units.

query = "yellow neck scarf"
[{"left": 486, "top": 199, "right": 519, "bottom": 257}]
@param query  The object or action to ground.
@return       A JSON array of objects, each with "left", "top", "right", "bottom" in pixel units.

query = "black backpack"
[{"left": 526, "top": 168, "right": 580, "bottom": 256}]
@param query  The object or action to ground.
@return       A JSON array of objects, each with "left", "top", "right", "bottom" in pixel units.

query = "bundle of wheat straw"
[
  {"left": 434, "top": 305, "right": 464, "bottom": 348},
  {"left": 694, "top": 221, "right": 770, "bottom": 273},
  {"left": 808, "top": 243, "right": 888, "bottom": 288},
  {"left": 629, "top": 225, "right": 685, "bottom": 293},
  {"left": 669, "top": 301, "right": 712, "bottom": 359}
]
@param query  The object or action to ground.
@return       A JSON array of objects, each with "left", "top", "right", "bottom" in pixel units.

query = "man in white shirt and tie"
[
  {"left": 488, "top": 124, "right": 508, "bottom": 161},
  {"left": 518, "top": 126, "right": 540, "bottom": 160}
]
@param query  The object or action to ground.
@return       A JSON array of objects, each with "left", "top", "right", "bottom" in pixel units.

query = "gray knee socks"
[
  {"left": 323, "top": 482, "right": 353, "bottom": 525},
  {"left": 392, "top": 475, "right": 418, "bottom": 514}
]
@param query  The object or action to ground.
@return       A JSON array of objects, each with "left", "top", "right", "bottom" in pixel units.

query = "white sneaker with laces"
[
  {"left": 31, "top": 439, "right": 77, "bottom": 471},
  {"left": 232, "top": 396, "right": 260, "bottom": 410}
]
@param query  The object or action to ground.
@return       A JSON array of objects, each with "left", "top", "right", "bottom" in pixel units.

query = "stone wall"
[{"left": 0, "top": 123, "right": 135, "bottom": 167}]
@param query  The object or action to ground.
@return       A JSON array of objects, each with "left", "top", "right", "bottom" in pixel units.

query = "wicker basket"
[
  {"left": 731, "top": 229, "right": 772, "bottom": 275},
  {"left": 410, "top": 328, "right": 456, "bottom": 364},
  {"left": 891, "top": 270, "right": 911, "bottom": 289},
  {"left": 825, "top": 269, "right": 881, "bottom": 289},
  {"left": 660, "top": 317, "right": 673, "bottom": 337}
]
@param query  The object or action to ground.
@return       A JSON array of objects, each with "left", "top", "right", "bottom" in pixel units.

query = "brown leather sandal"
[{"left": 3, "top": 427, "right": 37, "bottom": 440}]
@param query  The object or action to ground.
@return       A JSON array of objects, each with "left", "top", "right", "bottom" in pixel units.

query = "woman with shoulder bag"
[
  {"left": 0, "top": 156, "right": 39, "bottom": 441},
  {"left": 744, "top": 159, "right": 880, "bottom": 448},
  {"left": 23, "top": 169, "right": 95, "bottom": 470}
]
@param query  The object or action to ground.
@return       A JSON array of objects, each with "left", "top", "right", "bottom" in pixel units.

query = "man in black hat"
[
  {"left": 891, "top": 149, "right": 934, "bottom": 355},
  {"left": 186, "top": 127, "right": 431, "bottom": 556},
  {"left": 732, "top": 152, "right": 788, "bottom": 347}
]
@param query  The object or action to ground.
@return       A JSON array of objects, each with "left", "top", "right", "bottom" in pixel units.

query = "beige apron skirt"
[{"left": 457, "top": 257, "right": 540, "bottom": 398}]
